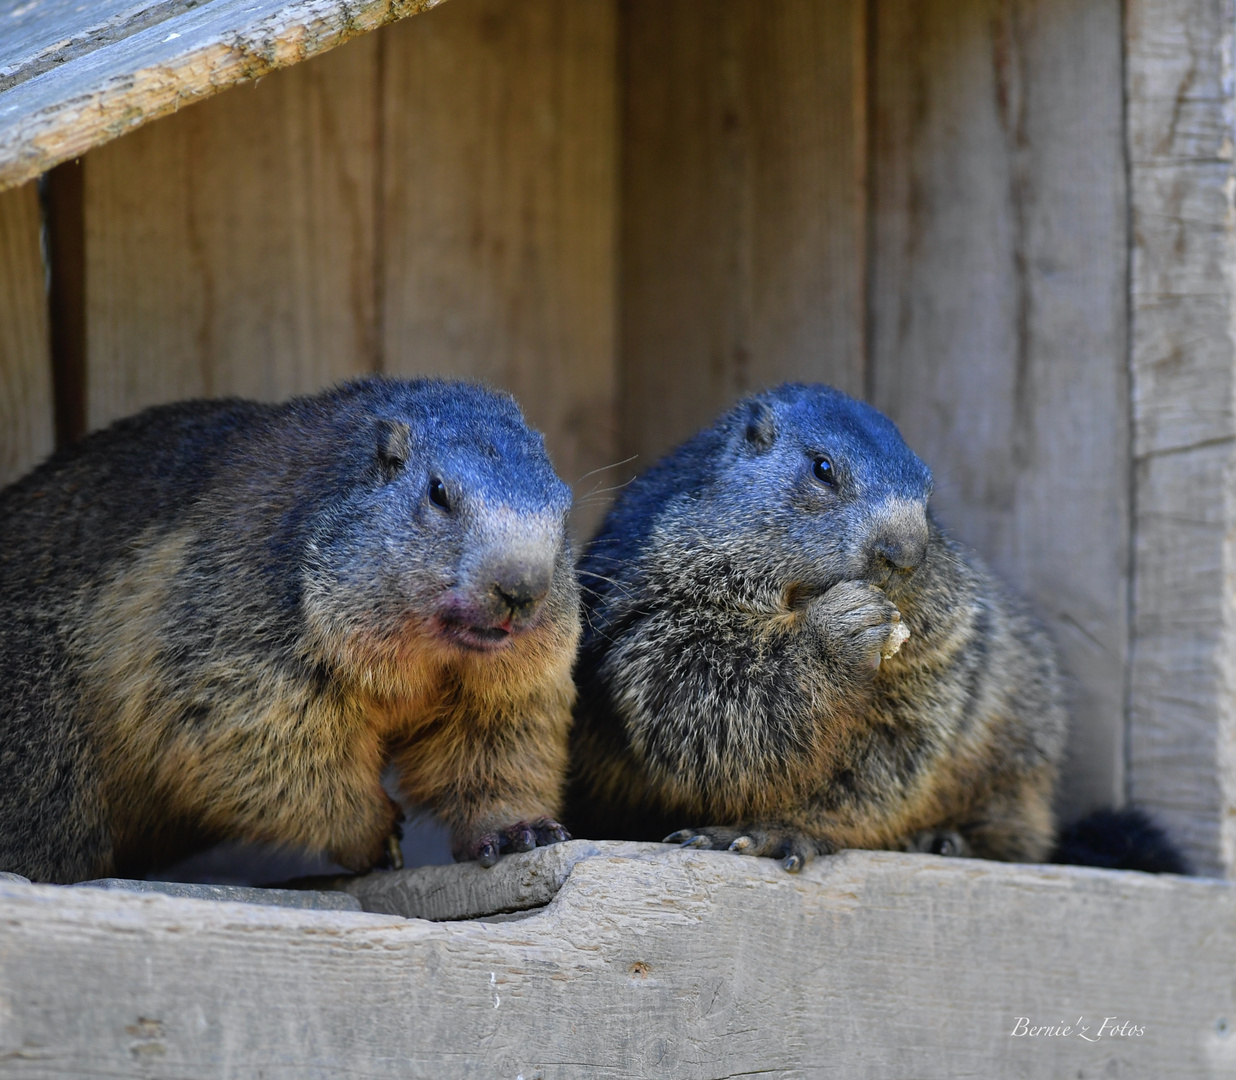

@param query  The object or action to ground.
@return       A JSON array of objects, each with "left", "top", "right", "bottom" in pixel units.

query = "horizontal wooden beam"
[
  {"left": 0, "top": 842, "right": 1228, "bottom": 1077},
  {"left": 0, "top": 0, "right": 449, "bottom": 192}
]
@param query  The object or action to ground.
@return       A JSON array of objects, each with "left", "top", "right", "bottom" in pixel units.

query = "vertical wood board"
[
  {"left": 618, "top": 0, "right": 868, "bottom": 466},
  {"left": 84, "top": 31, "right": 380, "bottom": 428},
  {"left": 0, "top": 180, "right": 53, "bottom": 486},
  {"left": 1125, "top": 0, "right": 1236, "bottom": 877},
  {"left": 1127, "top": 446, "right": 1233, "bottom": 868},
  {"left": 869, "top": 0, "right": 1130, "bottom": 821},
  {"left": 43, "top": 160, "right": 86, "bottom": 448},
  {"left": 379, "top": 0, "right": 618, "bottom": 540}
]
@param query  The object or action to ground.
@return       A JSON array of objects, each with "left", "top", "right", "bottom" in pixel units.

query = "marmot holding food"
[
  {"left": 567, "top": 383, "right": 1068, "bottom": 870},
  {"left": 0, "top": 377, "right": 579, "bottom": 883}
]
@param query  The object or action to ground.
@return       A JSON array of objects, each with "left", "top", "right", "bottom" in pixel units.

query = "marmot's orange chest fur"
[
  {"left": 567, "top": 383, "right": 1066, "bottom": 871},
  {"left": 0, "top": 377, "right": 580, "bottom": 882}
]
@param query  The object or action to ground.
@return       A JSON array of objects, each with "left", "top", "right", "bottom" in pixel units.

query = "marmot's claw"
[
  {"left": 665, "top": 825, "right": 820, "bottom": 871},
  {"left": 506, "top": 818, "right": 569, "bottom": 851},
  {"left": 385, "top": 832, "right": 404, "bottom": 870},
  {"left": 471, "top": 818, "right": 571, "bottom": 867},
  {"left": 508, "top": 824, "right": 537, "bottom": 852},
  {"left": 476, "top": 839, "right": 500, "bottom": 868},
  {"left": 533, "top": 820, "right": 571, "bottom": 845}
]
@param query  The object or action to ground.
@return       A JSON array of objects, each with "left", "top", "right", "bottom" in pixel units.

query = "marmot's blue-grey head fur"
[
  {"left": 0, "top": 376, "right": 579, "bottom": 882},
  {"left": 568, "top": 382, "right": 1067, "bottom": 871},
  {"left": 301, "top": 379, "right": 573, "bottom": 666},
  {"left": 592, "top": 384, "right": 933, "bottom": 604}
]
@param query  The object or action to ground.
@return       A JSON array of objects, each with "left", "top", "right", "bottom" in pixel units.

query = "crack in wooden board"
[{"left": 0, "top": 0, "right": 450, "bottom": 191}]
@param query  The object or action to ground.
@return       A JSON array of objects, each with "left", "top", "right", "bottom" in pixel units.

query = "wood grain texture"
[
  {"left": 0, "top": 0, "right": 449, "bottom": 192},
  {"left": 619, "top": 0, "right": 867, "bottom": 465},
  {"left": 0, "top": 0, "right": 200, "bottom": 92},
  {"left": 0, "top": 845, "right": 1229, "bottom": 1077},
  {"left": 0, "top": 180, "right": 53, "bottom": 486},
  {"left": 869, "top": 0, "right": 1129, "bottom": 823},
  {"left": 341, "top": 838, "right": 652, "bottom": 920},
  {"left": 81, "top": 877, "right": 363, "bottom": 911},
  {"left": 1126, "top": 0, "right": 1236, "bottom": 877},
  {"left": 379, "top": 0, "right": 618, "bottom": 539},
  {"left": 1127, "top": 446, "right": 1234, "bottom": 873},
  {"left": 84, "top": 31, "right": 380, "bottom": 427}
]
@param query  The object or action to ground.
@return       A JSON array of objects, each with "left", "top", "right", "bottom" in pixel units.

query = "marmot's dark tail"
[{"left": 1053, "top": 808, "right": 1190, "bottom": 875}]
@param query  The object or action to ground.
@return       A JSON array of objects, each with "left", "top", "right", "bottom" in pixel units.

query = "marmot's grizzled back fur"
[
  {"left": 567, "top": 383, "right": 1067, "bottom": 869},
  {"left": 0, "top": 377, "right": 580, "bottom": 883}
]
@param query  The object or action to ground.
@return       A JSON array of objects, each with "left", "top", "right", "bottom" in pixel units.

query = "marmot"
[
  {"left": 566, "top": 383, "right": 1068, "bottom": 870},
  {"left": 0, "top": 377, "right": 579, "bottom": 883}
]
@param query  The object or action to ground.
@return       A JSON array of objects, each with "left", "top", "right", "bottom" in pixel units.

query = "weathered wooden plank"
[
  {"left": 1126, "top": 0, "right": 1236, "bottom": 879},
  {"left": 1127, "top": 446, "right": 1233, "bottom": 870},
  {"left": 869, "top": 0, "right": 1129, "bottom": 823},
  {"left": 619, "top": 0, "right": 867, "bottom": 466},
  {"left": 1126, "top": 0, "right": 1236, "bottom": 458},
  {"left": 341, "top": 839, "right": 650, "bottom": 921},
  {"left": 379, "top": 0, "right": 618, "bottom": 538},
  {"left": 0, "top": 179, "right": 53, "bottom": 486},
  {"left": 0, "top": 1, "right": 198, "bottom": 92},
  {"left": 0, "top": 844, "right": 1228, "bottom": 1078},
  {"left": 84, "top": 30, "right": 379, "bottom": 426},
  {"left": 81, "top": 877, "right": 363, "bottom": 911},
  {"left": 0, "top": 0, "right": 449, "bottom": 193}
]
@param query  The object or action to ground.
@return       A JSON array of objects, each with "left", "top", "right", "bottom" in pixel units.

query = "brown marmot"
[
  {"left": 566, "top": 383, "right": 1067, "bottom": 870},
  {"left": 0, "top": 377, "right": 580, "bottom": 883}
]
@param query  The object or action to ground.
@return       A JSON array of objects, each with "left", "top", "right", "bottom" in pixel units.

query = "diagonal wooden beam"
[{"left": 0, "top": 0, "right": 449, "bottom": 192}]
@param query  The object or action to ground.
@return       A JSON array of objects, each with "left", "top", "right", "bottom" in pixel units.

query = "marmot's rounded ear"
[
  {"left": 376, "top": 418, "right": 411, "bottom": 479},
  {"left": 743, "top": 401, "right": 777, "bottom": 453}
]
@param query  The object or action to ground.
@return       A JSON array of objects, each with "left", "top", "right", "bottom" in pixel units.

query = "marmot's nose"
[
  {"left": 866, "top": 499, "right": 929, "bottom": 576},
  {"left": 490, "top": 563, "right": 553, "bottom": 616},
  {"left": 874, "top": 534, "right": 927, "bottom": 572}
]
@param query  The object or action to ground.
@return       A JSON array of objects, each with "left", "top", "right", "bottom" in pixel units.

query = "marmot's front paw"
[
  {"left": 809, "top": 580, "right": 908, "bottom": 675},
  {"left": 663, "top": 825, "right": 826, "bottom": 873},
  {"left": 467, "top": 818, "right": 572, "bottom": 868}
]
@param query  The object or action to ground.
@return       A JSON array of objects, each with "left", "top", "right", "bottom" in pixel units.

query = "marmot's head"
[
  {"left": 586, "top": 383, "right": 933, "bottom": 607},
  {"left": 300, "top": 377, "right": 576, "bottom": 685}
]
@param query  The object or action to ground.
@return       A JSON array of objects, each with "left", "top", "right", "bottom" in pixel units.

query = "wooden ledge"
[
  {"left": 0, "top": 842, "right": 1229, "bottom": 1076},
  {"left": 340, "top": 839, "right": 667, "bottom": 920},
  {"left": 0, "top": 0, "right": 448, "bottom": 192}
]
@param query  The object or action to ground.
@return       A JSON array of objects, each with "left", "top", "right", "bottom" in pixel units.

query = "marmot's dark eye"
[
  {"left": 428, "top": 478, "right": 450, "bottom": 510},
  {"left": 812, "top": 456, "right": 836, "bottom": 486}
]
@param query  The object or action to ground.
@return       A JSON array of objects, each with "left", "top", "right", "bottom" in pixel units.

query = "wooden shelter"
[{"left": 0, "top": 0, "right": 1234, "bottom": 1075}]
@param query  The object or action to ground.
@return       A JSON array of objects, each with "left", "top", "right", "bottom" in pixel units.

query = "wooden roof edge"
[{"left": 0, "top": 0, "right": 447, "bottom": 194}]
